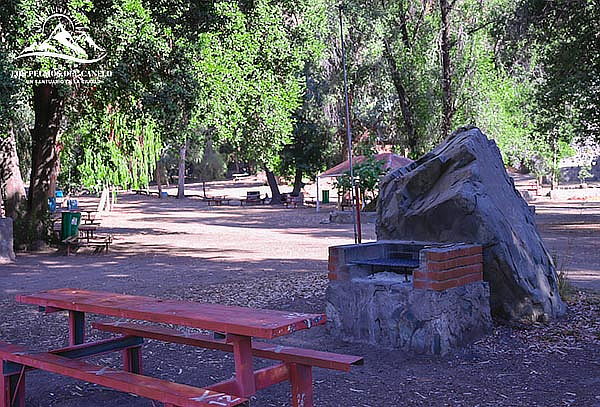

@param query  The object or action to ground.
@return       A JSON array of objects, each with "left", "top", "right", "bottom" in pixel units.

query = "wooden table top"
[{"left": 16, "top": 289, "right": 326, "bottom": 339}]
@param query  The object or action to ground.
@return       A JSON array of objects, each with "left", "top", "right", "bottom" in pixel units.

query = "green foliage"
[
  {"left": 334, "top": 156, "right": 388, "bottom": 204},
  {"left": 493, "top": 0, "right": 599, "bottom": 177},
  {"left": 4, "top": 0, "right": 597, "bottom": 208},
  {"left": 194, "top": 139, "right": 226, "bottom": 182},
  {"left": 465, "top": 42, "right": 536, "bottom": 168},
  {"left": 194, "top": 1, "right": 310, "bottom": 170},
  {"left": 76, "top": 113, "right": 161, "bottom": 192},
  {"left": 279, "top": 65, "right": 336, "bottom": 182},
  {"left": 526, "top": 0, "right": 599, "bottom": 143}
]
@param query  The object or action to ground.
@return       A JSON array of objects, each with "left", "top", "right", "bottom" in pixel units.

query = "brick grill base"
[{"left": 325, "top": 241, "right": 492, "bottom": 355}]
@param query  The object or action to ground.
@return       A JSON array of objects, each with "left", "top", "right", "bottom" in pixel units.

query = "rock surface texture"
[
  {"left": 326, "top": 275, "right": 492, "bottom": 355},
  {"left": 377, "top": 127, "right": 566, "bottom": 322},
  {"left": 0, "top": 218, "right": 15, "bottom": 264}
]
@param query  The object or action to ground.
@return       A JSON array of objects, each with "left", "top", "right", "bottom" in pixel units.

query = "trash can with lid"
[
  {"left": 322, "top": 189, "right": 330, "bottom": 204},
  {"left": 61, "top": 212, "right": 81, "bottom": 240}
]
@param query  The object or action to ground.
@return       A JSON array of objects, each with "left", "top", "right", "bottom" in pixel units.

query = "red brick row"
[
  {"left": 414, "top": 263, "right": 482, "bottom": 282},
  {"left": 425, "top": 245, "right": 482, "bottom": 262},
  {"left": 425, "top": 254, "right": 483, "bottom": 272},
  {"left": 413, "top": 272, "right": 483, "bottom": 291}
]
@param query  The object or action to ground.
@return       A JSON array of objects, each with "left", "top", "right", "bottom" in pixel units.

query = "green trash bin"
[
  {"left": 322, "top": 189, "right": 330, "bottom": 204},
  {"left": 61, "top": 212, "right": 81, "bottom": 240}
]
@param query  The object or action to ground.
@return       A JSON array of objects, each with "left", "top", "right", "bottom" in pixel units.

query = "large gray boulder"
[
  {"left": 0, "top": 217, "right": 16, "bottom": 264},
  {"left": 377, "top": 127, "right": 566, "bottom": 322}
]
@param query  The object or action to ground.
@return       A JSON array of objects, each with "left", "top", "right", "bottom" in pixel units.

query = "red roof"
[{"left": 319, "top": 153, "right": 413, "bottom": 178}]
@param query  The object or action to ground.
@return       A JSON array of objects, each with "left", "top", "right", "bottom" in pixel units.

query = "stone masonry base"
[{"left": 326, "top": 276, "right": 492, "bottom": 355}]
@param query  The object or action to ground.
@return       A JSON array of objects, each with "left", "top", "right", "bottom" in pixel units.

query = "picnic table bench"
[
  {"left": 58, "top": 222, "right": 112, "bottom": 255},
  {"left": 132, "top": 189, "right": 160, "bottom": 197},
  {"left": 232, "top": 172, "right": 249, "bottom": 181},
  {"left": 79, "top": 208, "right": 102, "bottom": 225},
  {"left": 206, "top": 196, "right": 232, "bottom": 206},
  {"left": 282, "top": 193, "right": 304, "bottom": 208},
  {"left": 240, "top": 191, "right": 267, "bottom": 206},
  {"left": 339, "top": 194, "right": 352, "bottom": 211},
  {"left": 2, "top": 289, "right": 362, "bottom": 407},
  {"left": 63, "top": 234, "right": 113, "bottom": 255}
]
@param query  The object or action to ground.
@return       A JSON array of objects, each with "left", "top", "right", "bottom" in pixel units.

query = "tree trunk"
[
  {"left": 177, "top": 139, "right": 188, "bottom": 199},
  {"left": 48, "top": 142, "right": 62, "bottom": 198},
  {"left": 264, "top": 168, "right": 282, "bottom": 204},
  {"left": 291, "top": 168, "right": 304, "bottom": 196},
  {"left": 383, "top": 40, "right": 417, "bottom": 154},
  {"left": 0, "top": 126, "right": 26, "bottom": 219},
  {"left": 551, "top": 135, "right": 559, "bottom": 190},
  {"left": 155, "top": 159, "right": 163, "bottom": 196},
  {"left": 439, "top": 0, "right": 454, "bottom": 138},
  {"left": 27, "top": 85, "right": 65, "bottom": 238}
]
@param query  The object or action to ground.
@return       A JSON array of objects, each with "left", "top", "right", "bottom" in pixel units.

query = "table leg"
[
  {"left": 123, "top": 345, "right": 143, "bottom": 374},
  {"left": 1, "top": 365, "right": 25, "bottom": 407},
  {"left": 228, "top": 334, "right": 256, "bottom": 397},
  {"left": 68, "top": 311, "right": 85, "bottom": 346},
  {"left": 289, "top": 363, "right": 313, "bottom": 407}
]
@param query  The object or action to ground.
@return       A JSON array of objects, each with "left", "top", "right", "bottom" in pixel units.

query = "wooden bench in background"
[
  {"left": 339, "top": 194, "right": 352, "bottom": 211},
  {"left": 206, "top": 196, "right": 232, "bottom": 206},
  {"left": 283, "top": 193, "right": 304, "bottom": 208},
  {"left": 63, "top": 235, "right": 113, "bottom": 256},
  {"left": 240, "top": 191, "right": 267, "bottom": 206},
  {"left": 132, "top": 189, "right": 160, "bottom": 197},
  {"left": 232, "top": 173, "right": 249, "bottom": 181}
]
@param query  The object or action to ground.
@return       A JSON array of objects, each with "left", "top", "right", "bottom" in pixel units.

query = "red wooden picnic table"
[{"left": 13, "top": 288, "right": 333, "bottom": 406}]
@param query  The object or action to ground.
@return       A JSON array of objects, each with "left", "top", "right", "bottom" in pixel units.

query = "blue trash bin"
[{"left": 48, "top": 197, "right": 56, "bottom": 213}]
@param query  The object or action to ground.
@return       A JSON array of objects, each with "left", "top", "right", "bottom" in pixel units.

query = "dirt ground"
[{"left": 1, "top": 180, "right": 599, "bottom": 407}]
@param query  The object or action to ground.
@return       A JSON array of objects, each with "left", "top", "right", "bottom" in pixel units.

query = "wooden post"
[
  {"left": 228, "top": 334, "right": 256, "bottom": 397},
  {"left": 315, "top": 177, "right": 320, "bottom": 213},
  {"left": 1, "top": 365, "right": 26, "bottom": 407},
  {"left": 123, "top": 345, "right": 143, "bottom": 374},
  {"left": 355, "top": 185, "right": 362, "bottom": 244},
  {"left": 68, "top": 311, "right": 85, "bottom": 346},
  {"left": 289, "top": 363, "right": 313, "bottom": 407}
]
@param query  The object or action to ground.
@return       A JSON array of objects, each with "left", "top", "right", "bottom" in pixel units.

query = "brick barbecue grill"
[{"left": 326, "top": 240, "right": 492, "bottom": 355}]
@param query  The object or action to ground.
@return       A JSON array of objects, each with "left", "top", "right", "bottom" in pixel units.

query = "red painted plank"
[
  {"left": 207, "top": 363, "right": 289, "bottom": 395},
  {"left": 0, "top": 341, "right": 247, "bottom": 407},
  {"left": 17, "top": 289, "right": 325, "bottom": 339},
  {"left": 93, "top": 322, "right": 364, "bottom": 372}
]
